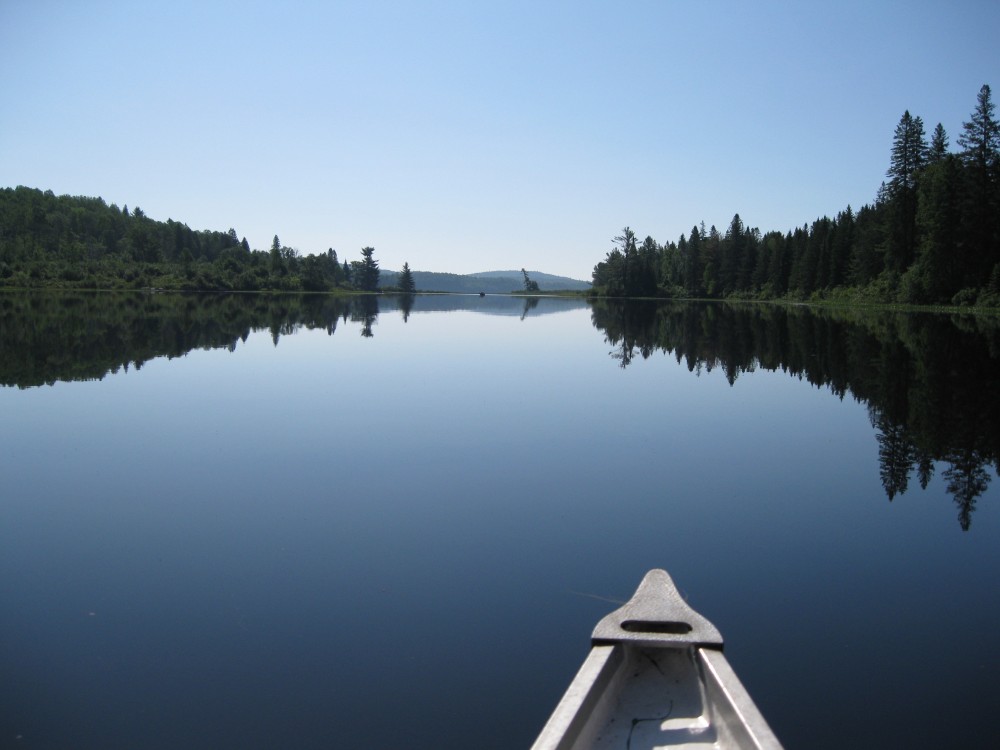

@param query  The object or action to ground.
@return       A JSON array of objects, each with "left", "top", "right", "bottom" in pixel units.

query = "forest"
[
  {"left": 0, "top": 190, "right": 386, "bottom": 293},
  {"left": 591, "top": 85, "right": 1000, "bottom": 307}
]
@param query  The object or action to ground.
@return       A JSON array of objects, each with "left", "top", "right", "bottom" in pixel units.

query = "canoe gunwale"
[{"left": 531, "top": 569, "right": 784, "bottom": 750}]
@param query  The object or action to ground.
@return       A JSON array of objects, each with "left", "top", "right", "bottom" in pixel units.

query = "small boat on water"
[{"left": 532, "top": 569, "right": 783, "bottom": 749}]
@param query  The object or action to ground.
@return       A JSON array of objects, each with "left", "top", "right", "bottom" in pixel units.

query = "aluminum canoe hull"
[{"left": 532, "top": 569, "right": 783, "bottom": 750}]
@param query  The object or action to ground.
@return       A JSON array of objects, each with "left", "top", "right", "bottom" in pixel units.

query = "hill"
[
  {"left": 0, "top": 186, "right": 592, "bottom": 294},
  {"left": 379, "top": 269, "right": 590, "bottom": 293}
]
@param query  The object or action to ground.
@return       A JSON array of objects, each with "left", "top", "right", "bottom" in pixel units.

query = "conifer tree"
[
  {"left": 521, "top": 268, "right": 540, "bottom": 292},
  {"left": 889, "top": 111, "right": 928, "bottom": 191},
  {"left": 399, "top": 261, "right": 416, "bottom": 294},
  {"left": 270, "top": 235, "right": 283, "bottom": 274},
  {"left": 356, "top": 246, "right": 380, "bottom": 291},
  {"left": 700, "top": 225, "right": 721, "bottom": 297},
  {"left": 886, "top": 111, "right": 928, "bottom": 270},
  {"left": 914, "top": 154, "right": 962, "bottom": 301},
  {"left": 957, "top": 84, "right": 1000, "bottom": 281},
  {"left": 614, "top": 227, "right": 638, "bottom": 295},
  {"left": 930, "top": 123, "right": 949, "bottom": 162},
  {"left": 684, "top": 226, "right": 702, "bottom": 297},
  {"left": 958, "top": 84, "right": 1000, "bottom": 172}
]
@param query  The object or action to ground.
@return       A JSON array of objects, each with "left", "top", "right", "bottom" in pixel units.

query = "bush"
[
  {"left": 951, "top": 288, "right": 978, "bottom": 307},
  {"left": 975, "top": 289, "right": 1000, "bottom": 308},
  {"left": 898, "top": 267, "right": 930, "bottom": 304}
]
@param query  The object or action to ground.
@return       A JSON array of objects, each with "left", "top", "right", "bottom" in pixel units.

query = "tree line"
[
  {"left": 0, "top": 186, "right": 408, "bottom": 293},
  {"left": 592, "top": 84, "right": 1000, "bottom": 307}
]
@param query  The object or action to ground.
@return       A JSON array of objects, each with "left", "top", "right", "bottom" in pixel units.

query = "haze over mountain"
[{"left": 379, "top": 270, "right": 590, "bottom": 293}]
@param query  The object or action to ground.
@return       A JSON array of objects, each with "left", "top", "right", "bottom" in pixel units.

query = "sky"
[{"left": 2, "top": 1, "right": 999, "bottom": 280}]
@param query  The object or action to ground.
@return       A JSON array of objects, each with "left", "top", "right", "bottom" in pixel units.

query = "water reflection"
[
  {"left": 0, "top": 291, "right": 356, "bottom": 384},
  {"left": 3, "top": 291, "right": 996, "bottom": 528},
  {"left": 352, "top": 294, "right": 379, "bottom": 337},
  {"left": 0, "top": 292, "right": 582, "bottom": 388},
  {"left": 590, "top": 299, "right": 1000, "bottom": 529},
  {"left": 521, "top": 296, "right": 540, "bottom": 320},
  {"left": 399, "top": 293, "right": 414, "bottom": 322}
]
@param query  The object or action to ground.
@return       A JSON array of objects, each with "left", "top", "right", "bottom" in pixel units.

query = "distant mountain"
[
  {"left": 468, "top": 270, "right": 591, "bottom": 289},
  {"left": 378, "top": 269, "right": 590, "bottom": 293}
]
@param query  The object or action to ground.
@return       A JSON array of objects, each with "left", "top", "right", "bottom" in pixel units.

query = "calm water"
[{"left": 1, "top": 292, "right": 998, "bottom": 749}]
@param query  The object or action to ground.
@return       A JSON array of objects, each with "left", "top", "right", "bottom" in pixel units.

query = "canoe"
[{"left": 531, "top": 569, "right": 783, "bottom": 749}]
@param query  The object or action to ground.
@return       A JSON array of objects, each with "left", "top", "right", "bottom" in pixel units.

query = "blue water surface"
[{"left": 1, "top": 293, "right": 997, "bottom": 748}]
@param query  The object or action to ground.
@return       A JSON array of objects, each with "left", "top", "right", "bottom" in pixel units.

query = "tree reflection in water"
[
  {"left": 2, "top": 291, "right": 996, "bottom": 528},
  {"left": 591, "top": 299, "right": 999, "bottom": 529}
]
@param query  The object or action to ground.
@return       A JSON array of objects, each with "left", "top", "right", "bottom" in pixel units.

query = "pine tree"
[
  {"left": 399, "top": 261, "right": 416, "bottom": 294},
  {"left": 270, "top": 235, "right": 283, "bottom": 274},
  {"left": 613, "top": 227, "right": 638, "bottom": 295},
  {"left": 914, "top": 154, "right": 962, "bottom": 302},
  {"left": 929, "top": 123, "right": 949, "bottom": 162},
  {"left": 684, "top": 227, "right": 702, "bottom": 297},
  {"left": 850, "top": 204, "right": 886, "bottom": 287},
  {"left": 521, "top": 268, "right": 540, "bottom": 292},
  {"left": 720, "top": 214, "right": 744, "bottom": 294},
  {"left": 636, "top": 236, "right": 659, "bottom": 295},
  {"left": 888, "top": 111, "right": 928, "bottom": 191},
  {"left": 356, "top": 246, "right": 380, "bottom": 291},
  {"left": 957, "top": 84, "right": 1000, "bottom": 283},
  {"left": 700, "top": 225, "right": 721, "bottom": 297},
  {"left": 886, "top": 111, "right": 928, "bottom": 271},
  {"left": 958, "top": 85, "right": 1000, "bottom": 172},
  {"left": 829, "top": 207, "right": 855, "bottom": 288}
]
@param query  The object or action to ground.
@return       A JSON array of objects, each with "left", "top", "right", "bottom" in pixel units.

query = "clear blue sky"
[{"left": 2, "top": 1, "right": 998, "bottom": 280}]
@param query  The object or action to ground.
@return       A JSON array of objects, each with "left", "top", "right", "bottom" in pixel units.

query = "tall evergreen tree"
[
  {"left": 888, "top": 111, "right": 929, "bottom": 191},
  {"left": 886, "top": 111, "right": 928, "bottom": 271},
  {"left": 270, "top": 235, "right": 283, "bottom": 274},
  {"left": 684, "top": 227, "right": 702, "bottom": 297},
  {"left": 958, "top": 84, "right": 1000, "bottom": 173},
  {"left": 850, "top": 203, "right": 886, "bottom": 286},
  {"left": 614, "top": 227, "right": 638, "bottom": 295},
  {"left": 957, "top": 84, "right": 1000, "bottom": 282},
  {"left": 787, "top": 224, "right": 811, "bottom": 293},
  {"left": 829, "top": 207, "right": 855, "bottom": 288},
  {"left": 914, "top": 154, "right": 963, "bottom": 302},
  {"left": 521, "top": 267, "right": 540, "bottom": 292},
  {"left": 720, "top": 214, "right": 744, "bottom": 294},
  {"left": 636, "top": 236, "right": 659, "bottom": 295},
  {"left": 325, "top": 248, "right": 345, "bottom": 285},
  {"left": 659, "top": 240, "right": 682, "bottom": 291},
  {"left": 930, "top": 123, "right": 949, "bottom": 162},
  {"left": 763, "top": 231, "right": 789, "bottom": 295},
  {"left": 399, "top": 261, "right": 415, "bottom": 294},
  {"left": 737, "top": 225, "right": 759, "bottom": 292},
  {"left": 700, "top": 225, "right": 721, "bottom": 297},
  {"left": 356, "top": 246, "right": 380, "bottom": 291}
]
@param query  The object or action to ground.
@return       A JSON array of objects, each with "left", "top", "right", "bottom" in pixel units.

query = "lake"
[{"left": 1, "top": 291, "right": 998, "bottom": 749}]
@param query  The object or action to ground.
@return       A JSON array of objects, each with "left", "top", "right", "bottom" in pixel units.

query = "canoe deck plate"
[{"left": 531, "top": 569, "right": 783, "bottom": 750}]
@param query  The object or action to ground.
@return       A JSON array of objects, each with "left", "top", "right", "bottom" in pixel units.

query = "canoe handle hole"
[{"left": 621, "top": 619, "right": 692, "bottom": 635}]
